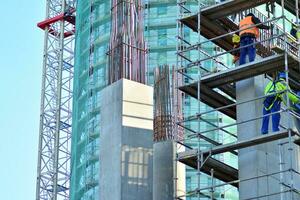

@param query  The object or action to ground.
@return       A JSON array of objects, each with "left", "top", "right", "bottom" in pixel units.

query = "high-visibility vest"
[
  {"left": 264, "top": 81, "right": 279, "bottom": 111},
  {"left": 290, "top": 27, "right": 300, "bottom": 40},
  {"left": 264, "top": 79, "right": 300, "bottom": 110},
  {"left": 239, "top": 16, "right": 259, "bottom": 38}
]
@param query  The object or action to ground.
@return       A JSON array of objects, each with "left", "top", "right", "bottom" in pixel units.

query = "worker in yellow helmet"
[
  {"left": 261, "top": 72, "right": 300, "bottom": 134},
  {"left": 239, "top": 13, "right": 270, "bottom": 65},
  {"left": 290, "top": 23, "right": 300, "bottom": 40},
  {"left": 289, "top": 22, "right": 300, "bottom": 53},
  {"left": 232, "top": 34, "right": 240, "bottom": 64}
]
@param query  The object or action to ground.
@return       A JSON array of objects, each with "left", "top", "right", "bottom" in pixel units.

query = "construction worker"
[
  {"left": 261, "top": 72, "right": 300, "bottom": 134},
  {"left": 239, "top": 13, "right": 270, "bottom": 65},
  {"left": 292, "top": 91, "right": 300, "bottom": 132},
  {"left": 232, "top": 34, "right": 240, "bottom": 64},
  {"left": 289, "top": 23, "right": 300, "bottom": 53},
  {"left": 290, "top": 23, "right": 300, "bottom": 40}
]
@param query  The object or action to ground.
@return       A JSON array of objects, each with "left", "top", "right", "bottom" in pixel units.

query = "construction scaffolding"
[
  {"left": 36, "top": 0, "right": 75, "bottom": 199},
  {"left": 175, "top": 0, "right": 300, "bottom": 199}
]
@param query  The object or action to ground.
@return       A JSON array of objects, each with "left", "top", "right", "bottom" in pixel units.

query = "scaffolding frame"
[
  {"left": 36, "top": 0, "right": 75, "bottom": 199},
  {"left": 175, "top": 0, "right": 300, "bottom": 199}
]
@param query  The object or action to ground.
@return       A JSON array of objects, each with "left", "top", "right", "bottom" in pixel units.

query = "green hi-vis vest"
[{"left": 264, "top": 78, "right": 300, "bottom": 110}]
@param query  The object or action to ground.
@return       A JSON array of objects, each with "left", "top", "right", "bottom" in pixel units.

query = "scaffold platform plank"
[
  {"left": 180, "top": 156, "right": 238, "bottom": 188},
  {"left": 180, "top": 83, "right": 236, "bottom": 119},
  {"left": 178, "top": 130, "right": 296, "bottom": 160},
  {"left": 202, "top": 54, "right": 285, "bottom": 88},
  {"left": 181, "top": 14, "right": 271, "bottom": 58},
  {"left": 200, "top": 0, "right": 297, "bottom": 21},
  {"left": 181, "top": 14, "right": 232, "bottom": 51},
  {"left": 201, "top": 0, "right": 270, "bottom": 20}
]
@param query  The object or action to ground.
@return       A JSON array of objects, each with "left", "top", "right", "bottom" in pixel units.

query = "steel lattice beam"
[{"left": 36, "top": 0, "right": 75, "bottom": 199}]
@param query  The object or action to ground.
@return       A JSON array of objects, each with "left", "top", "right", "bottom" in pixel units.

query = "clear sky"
[{"left": 0, "top": 1, "right": 45, "bottom": 199}]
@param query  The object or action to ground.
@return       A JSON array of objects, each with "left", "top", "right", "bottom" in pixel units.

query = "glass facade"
[
  {"left": 71, "top": 1, "right": 110, "bottom": 199},
  {"left": 71, "top": 0, "right": 238, "bottom": 199}
]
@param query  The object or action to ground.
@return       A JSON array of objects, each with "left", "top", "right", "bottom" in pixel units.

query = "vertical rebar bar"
[
  {"left": 108, "top": 0, "right": 146, "bottom": 84},
  {"left": 154, "top": 64, "right": 184, "bottom": 199}
]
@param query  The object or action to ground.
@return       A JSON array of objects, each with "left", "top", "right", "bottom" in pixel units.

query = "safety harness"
[{"left": 263, "top": 80, "right": 283, "bottom": 111}]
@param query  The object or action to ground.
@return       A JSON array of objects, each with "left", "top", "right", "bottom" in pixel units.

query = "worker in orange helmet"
[{"left": 239, "top": 13, "right": 270, "bottom": 65}]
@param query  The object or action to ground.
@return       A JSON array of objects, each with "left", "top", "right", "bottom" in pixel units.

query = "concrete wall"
[
  {"left": 237, "top": 74, "right": 300, "bottom": 200},
  {"left": 153, "top": 141, "right": 186, "bottom": 200},
  {"left": 99, "top": 79, "right": 153, "bottom": 200}
]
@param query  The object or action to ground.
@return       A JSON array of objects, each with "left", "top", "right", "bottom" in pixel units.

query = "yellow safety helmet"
[{"left": 232, "top": 34, "right": 240, "bottom": 44}]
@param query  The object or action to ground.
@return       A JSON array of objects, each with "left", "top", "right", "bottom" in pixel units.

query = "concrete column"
[
  {"left": 153, "top": 141, "right": 185, "bottom": 200},
  {"left": 99, "top": 79, "right": 153, "bottom": 200}
]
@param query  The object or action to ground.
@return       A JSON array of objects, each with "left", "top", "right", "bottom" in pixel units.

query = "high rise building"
[{"left": 71, "top": 0, "right": 237, "bottom": 199}]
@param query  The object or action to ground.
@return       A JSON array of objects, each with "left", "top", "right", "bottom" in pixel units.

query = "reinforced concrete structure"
[
  {"left": 99, "top": 79, "right": 153, "bottom": 200},
  {"left": 153, "top": 65, "right": 186, "bottom": 199}
]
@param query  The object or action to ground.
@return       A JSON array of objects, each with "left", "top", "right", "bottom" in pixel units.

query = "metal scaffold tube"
[{"left": 196, "top": 0, "right": 202, "bottom": 199}]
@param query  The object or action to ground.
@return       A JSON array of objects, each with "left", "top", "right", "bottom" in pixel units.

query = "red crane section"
[{"left": 37, "top": 8, "right": 76, "bottom": 38}]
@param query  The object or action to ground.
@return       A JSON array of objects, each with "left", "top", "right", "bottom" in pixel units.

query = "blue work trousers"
[
  {"left": 261, "top": 101, "right": 281, "bottom": 134},
  {"left": 239, "top": 36, "right": 256, "bottom": 65}
]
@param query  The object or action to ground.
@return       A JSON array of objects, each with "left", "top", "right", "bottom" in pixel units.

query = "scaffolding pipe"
[{"left": 196, "top": 1, "right": 201, "bottom": 199}]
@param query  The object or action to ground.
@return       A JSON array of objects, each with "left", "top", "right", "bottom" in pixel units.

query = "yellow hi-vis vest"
[{"left": 264, "top": 79, "right": 299, "bottom": 110}]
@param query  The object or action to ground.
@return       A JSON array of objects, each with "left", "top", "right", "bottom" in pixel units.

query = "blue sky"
[{"left": 0, "top": 1, "right": 45, "bottom": 199}]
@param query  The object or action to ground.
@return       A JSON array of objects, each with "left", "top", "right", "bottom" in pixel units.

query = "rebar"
[
  {"left": 108, "top": 0, "right": 147, "bottom": 84},
  {"left": 153, "top": 65, "right": 183, "bottom": 142}
]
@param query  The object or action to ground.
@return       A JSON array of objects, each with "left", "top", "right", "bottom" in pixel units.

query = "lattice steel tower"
[{"left": 35, "top": 0, "right": 75, "bottom": 199}]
